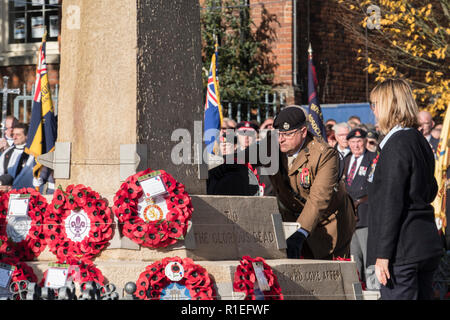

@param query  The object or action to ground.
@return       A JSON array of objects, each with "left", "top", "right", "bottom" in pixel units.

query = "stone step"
[{"left": 27, "top": 258, "right": 362, "bottom": 300}]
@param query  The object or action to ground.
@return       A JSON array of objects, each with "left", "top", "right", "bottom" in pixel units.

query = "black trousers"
[{"left": 380, "top": 255, "right": 441, "bottom": 300}]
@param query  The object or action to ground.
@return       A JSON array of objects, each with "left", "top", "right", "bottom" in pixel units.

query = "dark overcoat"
[
  {"left": 343, "top": 149, "right": 378, "bottom": 228},
  {"left": 367, "top": 128, "right": 443, "bottom": 266}
]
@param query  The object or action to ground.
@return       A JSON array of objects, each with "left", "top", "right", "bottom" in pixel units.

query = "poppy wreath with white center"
[
  {"left": 112, "top": 169, "right": 193, "bottom": 248},
  {"left": 0, "top": 188, "right": 48, "bottom": 261},
  {"left": 233, "top": 256, "right": 283, "bottom": 300},
  {"left": 45, "top": 184, "right": 114, "bottom": 263},
  {"left": 39, "top": 257, "right": 106, "bottom": 289},
  {"left": 134, "top": 256, "right": 216, "bottom": 300}
]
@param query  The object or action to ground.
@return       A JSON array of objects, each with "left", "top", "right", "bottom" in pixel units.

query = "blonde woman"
[{"left": 366, "top": 79, "right": 443, "bottom": 300}]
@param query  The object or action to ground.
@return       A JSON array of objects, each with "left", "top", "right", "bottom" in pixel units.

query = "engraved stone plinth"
[
  {"left": 187, "top": 195, "right": 286, "bottom": 260},
  {"left": 27, "top": 259, "right": 361, "bottom": 300}
]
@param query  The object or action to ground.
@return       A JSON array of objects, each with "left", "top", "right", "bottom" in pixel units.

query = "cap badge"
[
  {"left": 355, "top": 130, "right": 361, "bottom": 137},
  {"left": 283, "top": 122, "right": 290, "bottom": 130}
]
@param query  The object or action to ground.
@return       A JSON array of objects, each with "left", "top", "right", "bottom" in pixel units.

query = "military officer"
[
  {"left": 270, "top": 107, "right": 356, "bottom": 259},
  {"left": 209, "top": 107, "right": 356, "bottom": 259}
]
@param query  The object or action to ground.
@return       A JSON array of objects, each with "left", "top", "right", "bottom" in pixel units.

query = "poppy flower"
[
  {"left": 143, "top": 230, "right": 162, "bottom": 247},
  {"left": 131, "top": 223, "right": 148, "bottom": 239},
  {"left": 161, "top": 173, "right": 177, "bottom": 192},
  {"left": 167, "top": 221, "right": 184, "bottom": 239}
]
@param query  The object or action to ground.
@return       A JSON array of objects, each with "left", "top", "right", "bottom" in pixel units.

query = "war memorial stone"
[{"left": 25, "top": 0, "right": 367, "bottom": 301}]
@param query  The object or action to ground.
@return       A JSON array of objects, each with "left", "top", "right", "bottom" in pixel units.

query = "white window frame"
[{"left": 0, "top": 0, "right": 60, "bottom": 66}]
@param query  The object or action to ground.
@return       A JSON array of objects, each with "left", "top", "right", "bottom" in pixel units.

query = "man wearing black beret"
[
  {"left": 271, "top": 106, "right": 356, "bottom": 259},
  {"left": 343, "top": 127, "right": 378, "bottom": 285},
  {"left": 210, "top": 106, "right": 356, "bottom": 259}
]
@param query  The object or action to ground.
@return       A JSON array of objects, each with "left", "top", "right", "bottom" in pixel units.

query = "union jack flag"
[
  {"left": 204, "top": 42, "right": 223, "bottom": 154},
  {"left": 25, "top": 31, "right": 57, "bottom": 178}
]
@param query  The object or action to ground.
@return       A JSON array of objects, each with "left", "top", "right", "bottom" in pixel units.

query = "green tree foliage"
[{"left": 201, "top": 0, "right": 279, "bottom": 103}]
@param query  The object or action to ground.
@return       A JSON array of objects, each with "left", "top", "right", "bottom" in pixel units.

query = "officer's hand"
[{"left": 286, "top": 230, "right": 307, "bottom": 259}]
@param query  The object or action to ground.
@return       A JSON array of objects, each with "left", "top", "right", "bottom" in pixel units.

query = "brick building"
[
  {"left": 250, "top": 0, "right": 370, "bottom": 105},
  {"left": 0, "top": 0, "right": 61, "bottom": 122},
  {"left": 0, "top": 0, "right": 369, "bottom": 121}
]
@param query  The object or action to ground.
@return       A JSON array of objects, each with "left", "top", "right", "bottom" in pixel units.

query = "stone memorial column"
[{"left": 56, "top": 0, "right": 205, "bottom": 196}]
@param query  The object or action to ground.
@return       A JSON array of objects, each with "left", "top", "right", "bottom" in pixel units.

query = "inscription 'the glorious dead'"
[{"left": 194, "top": 230, "right": 275, "bottom": 245}]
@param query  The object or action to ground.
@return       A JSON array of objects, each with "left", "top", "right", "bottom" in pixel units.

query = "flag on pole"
[
  {"left": 25, "top": 30, "right": 57, "bottom": 179},
  {"left": 204, "top": 39, "right": 223, "bottom": 154},
  {"left": 307, "top": 44, "right": 327, "bottom": 142},
  {"left": 432, "top": 104, "right": 450, "bottom": 235}
]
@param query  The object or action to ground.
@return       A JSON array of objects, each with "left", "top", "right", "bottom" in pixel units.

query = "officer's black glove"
[{"left": 286, "top": 230, "right": 307, "bottom": 259}]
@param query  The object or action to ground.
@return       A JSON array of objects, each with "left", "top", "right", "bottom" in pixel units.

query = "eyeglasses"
[{"left": 278, "top": 129, "right": 300, "bottom": 138}]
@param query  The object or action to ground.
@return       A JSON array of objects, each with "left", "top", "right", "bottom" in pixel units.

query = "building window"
[
  {"left": 9, "top": 0, "right": 60, "bottom": 44},
  {"left": 0, "top": 0, "right": 60, "bottom": 66}
]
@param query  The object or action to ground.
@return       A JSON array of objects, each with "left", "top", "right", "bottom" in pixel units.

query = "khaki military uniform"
[{"left": 270, "top": 132, "right": 356, "bottom": 259}]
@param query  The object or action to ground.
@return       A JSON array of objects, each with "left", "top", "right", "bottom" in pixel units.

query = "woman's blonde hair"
[{"left": 370, "top": 78, "right": 419, "bottom": 135}]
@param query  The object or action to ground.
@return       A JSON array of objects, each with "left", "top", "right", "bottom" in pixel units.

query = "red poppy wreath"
[
  {"left": 45, "top": 184, "right": 114, "bottom": 263},
  {"left": 0, "top": 256, "right": 38, "bottom": 284},
  {"left": 0, "top": 188, "right": 48, "bottom": 261},
  {"left": 134, "top": 257, "right": 215, "bottom": 300},
  {"left": 233, "top": 256, "right": 283, "bottom": 300},
  {"left": 112, "top": 169, "right": 193, "bottom": 248},
  {"left": 39, "top": 257, "right": 106, "bottom": 288}
]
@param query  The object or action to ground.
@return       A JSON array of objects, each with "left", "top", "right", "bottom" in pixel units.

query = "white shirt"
[
  {"left": 347, "top": 153, "right": 364, "bottom": 176},
  {"left": 287, "top": 140, "right": 306, "bottom": 169},
  {"left": 337, "top": 145, "right": 351, "bottom": 158},
  {"left": 0, "top": 144, "right": 26, "bottom": 178},
  {"left": 6, "top": 137, "right": 13, "bottom": 147}
]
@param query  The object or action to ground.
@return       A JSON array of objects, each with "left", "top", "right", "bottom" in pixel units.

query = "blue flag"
[
  {"left": 307, "top": 45, "right": 327, "bottom": 142},
  {"left": 204, "top": 42, "right": 223, "bottom": 154},
  {"left": 25, "top": 34, "right": 57, "bottom": 178}
]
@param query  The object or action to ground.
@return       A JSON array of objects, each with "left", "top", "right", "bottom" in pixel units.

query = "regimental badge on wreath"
[{"left": 137, "top": 172, "right": 169, "bottom": 223}]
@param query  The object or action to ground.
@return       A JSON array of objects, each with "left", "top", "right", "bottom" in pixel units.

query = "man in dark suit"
[
  {"left": 0, "top": 123, "right": 35, "bottom": 189},
  {"left": 343, "top": 128, "right": 378, "bottom": 285}
]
